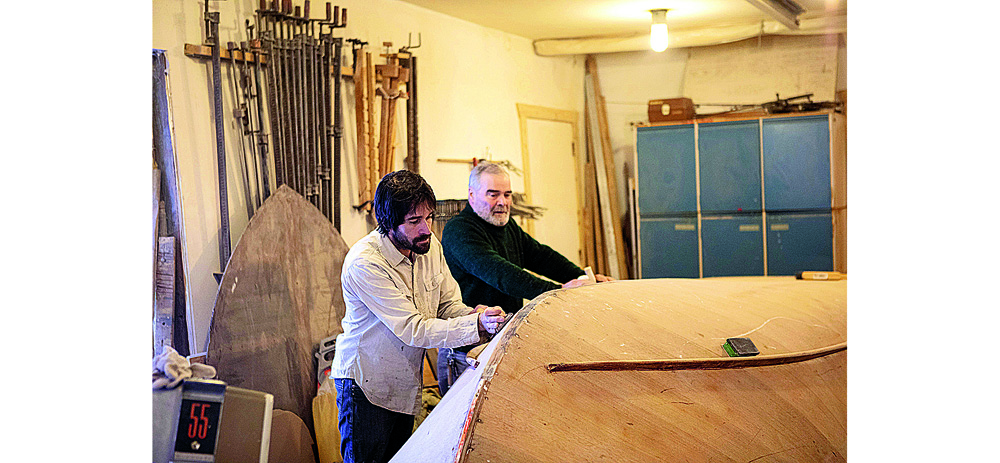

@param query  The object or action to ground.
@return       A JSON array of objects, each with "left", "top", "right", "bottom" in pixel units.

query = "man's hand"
[
  {"left": 562, "top": 272, "right": 615, "bottom": 289},
  {"left": 477, "top": 306, "right": 506, "bottom": 334},
  {"left": 471, "top": 304, "right": 489, "bottom": 314}
]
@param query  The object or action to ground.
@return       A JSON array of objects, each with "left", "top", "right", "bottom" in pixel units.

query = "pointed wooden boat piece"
[{"left": 206, "top": 185, "right": 350, "bottom": 433}]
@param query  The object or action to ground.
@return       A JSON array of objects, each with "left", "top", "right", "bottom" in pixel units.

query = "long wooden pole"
[
  {"left": 366, "top": 51, "right": 378, "bottom": 199},
  {"left": 585, "top": 55, "right": 628, "bottom": 279},
  {"left": 353, "top": 48, "right": 369, "bottom": 206},
  {"left": 386, "top": 65, "right": 409, "bottom": 176},
  {"left": 585, "top": 76, "right": 620, "bottom": 279},
  {"left": 377, "top": 66, "right": 391, "bottom": 179}
]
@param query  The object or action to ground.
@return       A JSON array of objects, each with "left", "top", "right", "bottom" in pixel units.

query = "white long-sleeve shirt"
[{"left": 331, "top": 230, "right": 482, "bottom": 414}]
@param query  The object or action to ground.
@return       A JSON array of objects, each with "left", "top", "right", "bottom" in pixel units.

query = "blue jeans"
[
  {"left": 334, "top": 378, "right": 414, "bottom": 463},
  {"left": 436, "top": 348, "right": 472, "bottom": 396}
]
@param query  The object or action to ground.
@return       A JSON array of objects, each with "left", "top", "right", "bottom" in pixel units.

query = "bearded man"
[
  {"left": 331, "top": 170, "right": 506, "bottom": 463},
  {"left": 438, "top": 162, "right": 612, "bottom": 395}
]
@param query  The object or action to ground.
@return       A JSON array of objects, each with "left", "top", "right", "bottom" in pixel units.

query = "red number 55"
[{"left": 187, "top": 403, "right": 211, "bottom": 439}]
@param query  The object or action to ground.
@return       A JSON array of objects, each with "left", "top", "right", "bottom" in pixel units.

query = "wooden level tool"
[{"left": 796, "top": 271, "right": 846, "bottom": 281}]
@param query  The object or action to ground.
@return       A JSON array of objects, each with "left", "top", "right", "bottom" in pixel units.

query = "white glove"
[{"left": 152, "top": 346, "right": 217, "bottom": 389}]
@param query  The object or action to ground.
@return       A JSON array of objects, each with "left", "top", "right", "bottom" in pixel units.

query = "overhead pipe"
[{"left": 533, "top": 14, "right": 845, "bottom": 56}]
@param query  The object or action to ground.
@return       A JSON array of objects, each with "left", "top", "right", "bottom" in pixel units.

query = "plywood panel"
[{"left": 207, "top": 185, "right": 350, "bottom": 433}]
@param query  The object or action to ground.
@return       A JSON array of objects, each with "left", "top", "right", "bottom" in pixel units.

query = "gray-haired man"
[{"left": 438, "top": 162, "right": 612, "bottom": 394}]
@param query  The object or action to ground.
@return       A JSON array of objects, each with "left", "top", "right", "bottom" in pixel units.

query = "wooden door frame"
[{"left": 516, "top": 103, "right": 584, "bottom": 263}]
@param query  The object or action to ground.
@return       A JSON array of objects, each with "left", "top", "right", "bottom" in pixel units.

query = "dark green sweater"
[{"left": 441, "top": 205, "right": 585, "bottom": 315}]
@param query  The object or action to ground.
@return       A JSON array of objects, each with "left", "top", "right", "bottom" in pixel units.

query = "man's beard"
[
  {"left": 391, "top": 229, "right": 432, "bottom": 255},
  {"left": 474, "top": 202, "right": 510, "bottom": 227}
]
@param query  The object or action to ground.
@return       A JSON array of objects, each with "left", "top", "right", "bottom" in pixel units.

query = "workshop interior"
[{"left": 151, "top": 0, "right": 851, "bottom": 461}]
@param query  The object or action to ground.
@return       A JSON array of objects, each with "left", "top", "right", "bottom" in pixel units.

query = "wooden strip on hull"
[
  {"left": 393, "top": 277, "right": 846, "bottom": 462},
  {"left": 206, "top": 185, "right": 350, "bottom": 433},
  {"left": 547, "top": 341, "right": 846, "bottom": 372},
  {"left": 471, "top": 351, "right": 846, "bottom": 462}
]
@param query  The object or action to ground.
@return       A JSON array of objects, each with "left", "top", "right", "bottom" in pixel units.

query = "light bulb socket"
[{"left": 650, "top": 8, "right": 669, "bottom": 24}]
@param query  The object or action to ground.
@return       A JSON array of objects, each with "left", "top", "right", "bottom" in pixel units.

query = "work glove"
[{"left": 152, "top": 345, "right": 217, "bottom": 389}]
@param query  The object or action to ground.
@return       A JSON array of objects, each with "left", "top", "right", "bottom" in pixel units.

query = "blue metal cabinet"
[
  {"left": 701, "top": 214, "right": 764, "bottom": 277},
  {"left": 762, "top": 115, "right": 831, "bottom": 211},
  {"left": 766, "top": 212, "right": 833, "bottom": 275},
  {"left": 636, "top": 125, "right": 697, "bottom": 215},
  {"left": 635, "top": 113, "right": 838, "bottom": 279},
  {"left": 698, "top": 120, "right": 762, "bottom": 213},
  {"left": 639, "top": 217, "right": 700, "bottom": 278}
]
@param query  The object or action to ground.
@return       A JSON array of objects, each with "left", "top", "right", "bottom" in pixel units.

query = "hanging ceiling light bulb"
[{"left": 649, "top": 9, "right": 669, "bottom": 52}]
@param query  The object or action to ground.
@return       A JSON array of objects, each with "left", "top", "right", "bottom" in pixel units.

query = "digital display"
[{"left": 174, "top": 398, "right": 223, "bottom": 455}]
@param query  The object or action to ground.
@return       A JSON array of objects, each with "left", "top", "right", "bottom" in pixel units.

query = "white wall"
[{"left": 152, "top": 0, "right": 583, "bottom": 355}]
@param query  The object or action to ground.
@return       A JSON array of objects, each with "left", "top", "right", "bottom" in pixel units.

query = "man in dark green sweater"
[{"left": 438, "top": 162, "right": 612, "bottom": 394}]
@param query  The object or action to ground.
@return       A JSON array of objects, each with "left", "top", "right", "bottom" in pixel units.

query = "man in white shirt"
[{"left": 331, "top": 170, "right": 506, "bottom": 463}]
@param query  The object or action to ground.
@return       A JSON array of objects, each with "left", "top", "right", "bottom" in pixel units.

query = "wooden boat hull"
[{"left": 392, "top": 277, "right": 846, "bottom": 462}]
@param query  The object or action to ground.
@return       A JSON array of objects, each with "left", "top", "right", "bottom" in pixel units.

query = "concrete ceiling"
[{"left": 397, "top": 0, "right": 847, "bottom": 41}]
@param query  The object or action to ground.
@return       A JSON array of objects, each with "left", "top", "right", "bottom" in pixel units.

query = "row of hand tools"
[
  {"left": 201, "top": 0, "right": 424, "bottom": 266},
  {"left": 255, "top": 0, "right": 345, "bottom": 228}
]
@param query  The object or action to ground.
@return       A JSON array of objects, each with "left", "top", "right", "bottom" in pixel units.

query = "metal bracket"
[{"left": 400, "top": 32, "right": 421, "bottom": 53}]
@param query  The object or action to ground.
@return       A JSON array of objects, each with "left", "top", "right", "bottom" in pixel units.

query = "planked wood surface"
[
  {"left": 206, "top": 185, "right": 350, "bottom": 434},
  {"left": 393, "top": 277, "right": 846, "bottom": 462}
]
